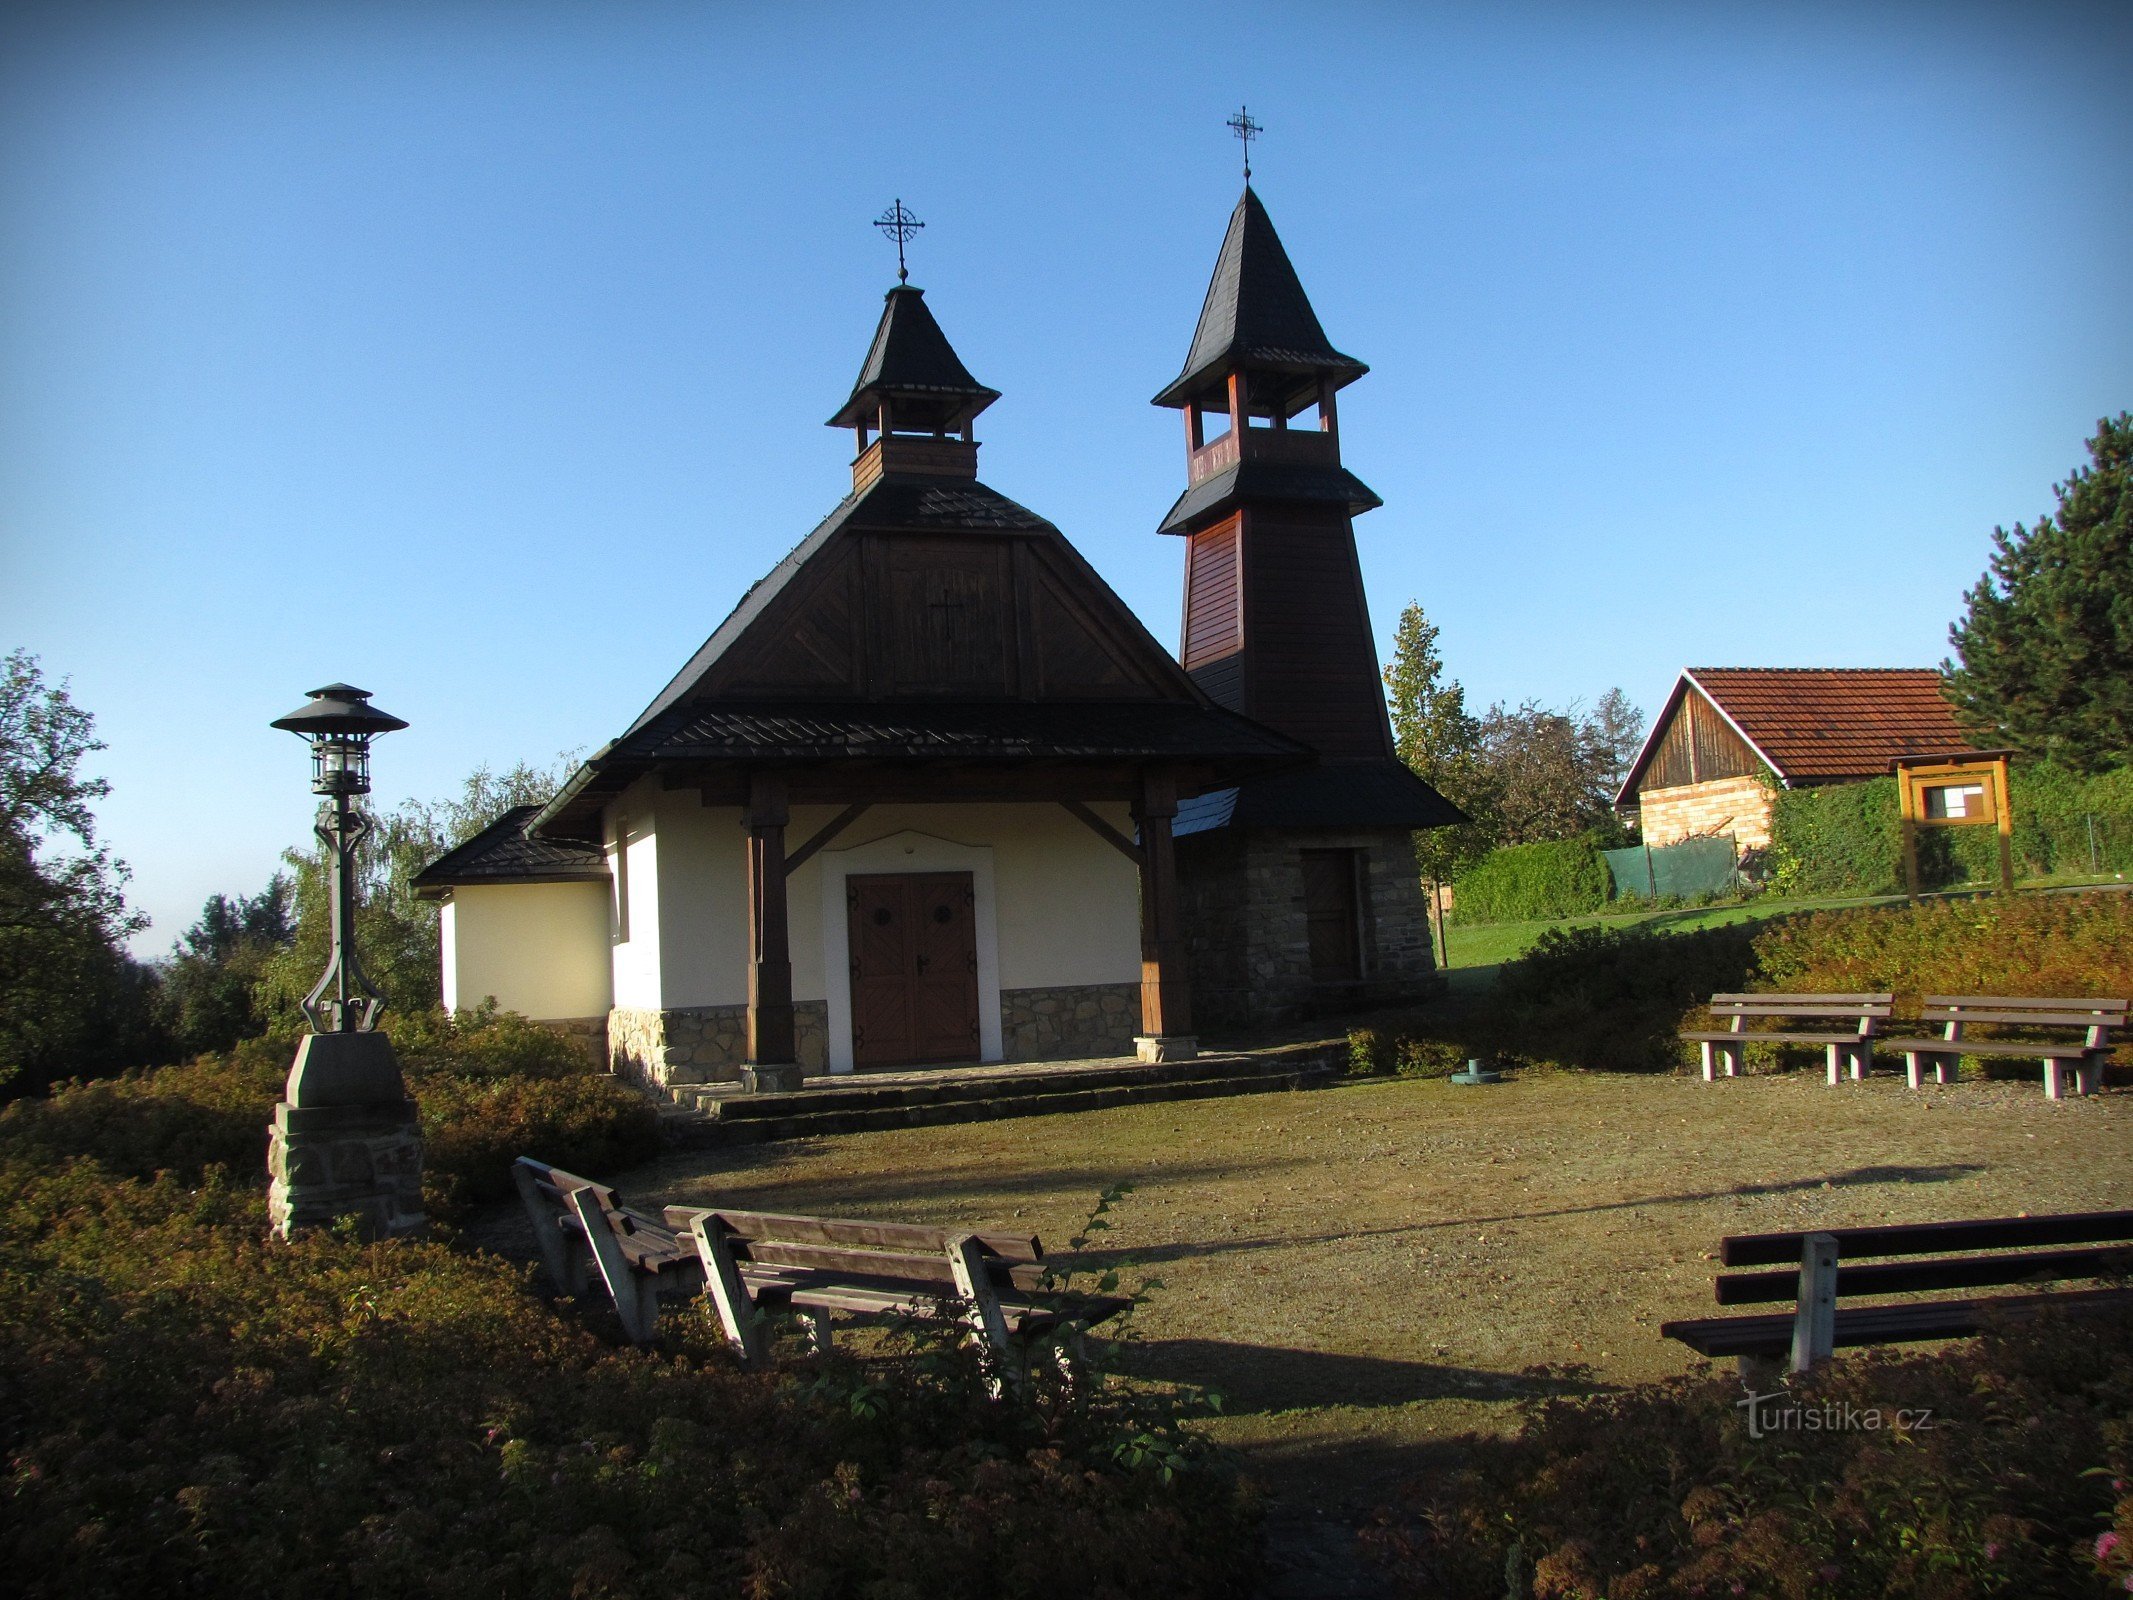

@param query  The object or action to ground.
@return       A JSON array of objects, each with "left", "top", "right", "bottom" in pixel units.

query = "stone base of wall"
[
  {"left": 1637, "top": 776, "right": 1774, "bottom": 850},
  {"left": 1179, "top": 825, "right": 1438, "bottom": 1030},
  {"left": 608, "top": 1001, "right": 829, "bottom": 1093},
  {"left": 1000, "top": 982, "right": 1139, "bottom": 1061}
]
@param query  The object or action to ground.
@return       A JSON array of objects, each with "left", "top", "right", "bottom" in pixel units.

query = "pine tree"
[
  {"left": 1944, "top": 414, "right": 2133, "bottom": 772},
  {"left": 1383, "top": 601, "right": 1492, "bottom": 885}
]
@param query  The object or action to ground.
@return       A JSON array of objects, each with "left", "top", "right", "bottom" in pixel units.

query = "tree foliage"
[
  {"left": 0, "top": 651, "right": 158, "bottom": 1093},
  {"left": 1384, "top": 600, "right": 1643, "bottom": 871},
  {"left": 155, "top": 877, "right": 295, "bottom": 1059},
  {"left": 1383, "top": 601, "right": 1490, "bottom": 882},
  {"left": 1944, "top": 412, "right": 2133, "bottom": 771}
]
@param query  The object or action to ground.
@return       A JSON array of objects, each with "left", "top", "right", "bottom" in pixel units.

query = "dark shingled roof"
[
  {"left": 1155, "top": 458, "right": 1382, "bottom": 536},
  {"left": 828, "top": 285, "right": 1000, "bottom": 429},
  {"left": 619, "top": 475, "right": 1059, "bottom": 742},
  {"left": 532, "top": 702, "right": 1312, "bottom": 840},
  {"left": 1176, "top": 763, "right": 1469, "bottom": 837},
  {"left": 630, "top": 700, "right": 1307, "bottom": 764},
  {"left": 410, "top": 805, "right": 608, "bottom": 899},
  {"left": 1152, "top": 186, "right": 1369, "bottom": 414}
]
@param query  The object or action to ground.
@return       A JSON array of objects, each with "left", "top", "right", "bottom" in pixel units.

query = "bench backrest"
[
  {"left": 1706, "top": 993, "right": 1893, "bottom": 1026},
  {"left": 1711, "top": 1209, "right": 2133, "bottom": 1306},
  {"left": 665, "top": 1205, "right": 1046, "bottom": 1292},
  {"left": 1921, "top": 996, "right": 2127, "bottom": 1041}
]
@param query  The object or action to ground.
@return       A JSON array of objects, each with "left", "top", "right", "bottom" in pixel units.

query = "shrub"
[
  {"left": 1347, "top": 1026, "right": 1396, "bottom": 1076},
  {"left": 1491, "top": 921, "right": 1763, "bottom": 1072},
  {"left": 1452, "top": 837, "right": 1610, "bottom": 923},
  {"left": 1756, "top": 892, "right": 2133, "bottom": 1044},
  {"left": 1394, "top": 1037, "right": 1467, "bottom": 1079},
  {"left": 1768, "top": 763, "right": 2133, "bottom": 897},
  {"left": 1364, "top": 1299, "right": 2133, "bottom": 1599},
  {"left": 0, "top": 1161, "right": 1257, "bottom": 1599},
  {"left": 0, "top": 1007, "right": 659, "bottom": 1220}
]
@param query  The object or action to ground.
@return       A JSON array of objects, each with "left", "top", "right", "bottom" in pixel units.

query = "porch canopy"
[{"left": 526, "top": 696, "right": 1308, "bottom": 1069}]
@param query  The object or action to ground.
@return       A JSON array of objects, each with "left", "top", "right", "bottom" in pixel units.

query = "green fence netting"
[{"left": 1604, "top": 837, "right": 1740, "bottom": 902}]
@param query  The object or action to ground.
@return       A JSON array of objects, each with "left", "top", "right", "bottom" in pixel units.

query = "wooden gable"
[
  {"left": 697, "top": 523, "right": 1195, "bottom": 705},
  {"left": 1634, "top": 683, "right": 1764, "bottom": 794}
]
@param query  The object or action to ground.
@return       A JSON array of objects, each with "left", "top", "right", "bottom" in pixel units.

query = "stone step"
[
  {"left": 656, "top": 1053, "right": 1340, "bottom": 1149},
  {"left": 673, "top": 1046, "right": 1321, "bottom": 1120}
]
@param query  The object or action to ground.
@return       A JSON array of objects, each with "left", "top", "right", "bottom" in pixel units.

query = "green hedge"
[
  {"left": 1768, "top": 763, "right": 2133, "bottom": 897},
  {"left": 1478, "top": 889, "right": 2133, "bottom": 1074},
  {"left": 1450, "top": 837, "right": 1609, "bottom": 923}
]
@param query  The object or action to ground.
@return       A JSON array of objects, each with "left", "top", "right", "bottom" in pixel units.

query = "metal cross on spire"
[
  {"left": 1226, "top": 104, "right": 1262, "bottom": 180},
  {"left": 874, "top": 198, "right": 924, "bottom": 284}
]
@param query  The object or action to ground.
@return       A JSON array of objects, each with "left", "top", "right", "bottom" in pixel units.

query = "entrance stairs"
[{"left": 653, "top": 1041, "right": 1343, "bottom": 1149}]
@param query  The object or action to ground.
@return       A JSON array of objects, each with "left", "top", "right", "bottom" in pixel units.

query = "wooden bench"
[
  {"left": 1661, "top": 1210, "right": 2133, "bottom": 1381},
  {"left": 513, "top": 1158, "right": 1128, "bottom": 1390},
  {"left": 1681, "top": 993, "right": 1894, "bottom": 1083},
  {"left": 1880, "top": 995, "right": 2126, "bottom": 1099}
]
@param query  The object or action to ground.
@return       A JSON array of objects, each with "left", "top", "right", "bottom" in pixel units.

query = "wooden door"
[
  {"left": 1300, "top": 849, "right": 1363, "bottom": 982},
  {"left": 847, "top": 872, "right": 980, "bottom": 1068}
]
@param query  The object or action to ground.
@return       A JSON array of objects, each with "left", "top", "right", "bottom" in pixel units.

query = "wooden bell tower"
[{"left": 1152, "top": 183, "right": 1465, "bottom": 1026}]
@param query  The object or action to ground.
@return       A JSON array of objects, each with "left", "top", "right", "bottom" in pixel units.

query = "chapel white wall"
[
  {"left": 622, "top": 796, "right": 1142, "bottom": 1011},
  {"left": 441, "top": 881, "right": 613, "bottom": 1020}
]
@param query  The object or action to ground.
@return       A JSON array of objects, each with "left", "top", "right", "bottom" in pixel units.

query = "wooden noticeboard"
[{"left": 1892, "top": 751, "right": 2014, "bottom": 899}]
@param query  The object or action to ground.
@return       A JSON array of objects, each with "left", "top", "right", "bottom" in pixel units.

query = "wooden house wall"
[{"left": 1639, "top": 689, "right": 1762, "bottom": 792}]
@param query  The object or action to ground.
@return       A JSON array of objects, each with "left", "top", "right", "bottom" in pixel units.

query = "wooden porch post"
[
  {"left": 1132, "top": 771, "right": 1196, "bottom": 1062},
  {"left": 744, "top": 772, "right": 802, "bottom": 1091}
]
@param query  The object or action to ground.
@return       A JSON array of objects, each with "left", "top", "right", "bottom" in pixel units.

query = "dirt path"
[{"left": 553, "top": 1069, "right": 2130, "bottom": 1594}]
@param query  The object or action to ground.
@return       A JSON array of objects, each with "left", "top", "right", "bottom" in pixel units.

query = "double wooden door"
[{"left": 847, "top": 872, "right": 980, "bottom": 1068}]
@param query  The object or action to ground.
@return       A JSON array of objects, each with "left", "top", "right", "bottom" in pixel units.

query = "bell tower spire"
[{"left": 828, "top": 203, "right": 1000, "bottom": 494}]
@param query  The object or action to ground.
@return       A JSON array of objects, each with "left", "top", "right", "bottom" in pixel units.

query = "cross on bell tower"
[{"left": 1226, "top": 105, "right": 1261, "bottom": 180}]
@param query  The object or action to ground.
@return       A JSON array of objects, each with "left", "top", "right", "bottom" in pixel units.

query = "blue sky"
[{"left": 2, "top": 0, "right": 2128, "bottom": 954}]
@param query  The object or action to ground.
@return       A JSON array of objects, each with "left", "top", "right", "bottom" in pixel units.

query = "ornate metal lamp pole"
[
  {"left": 271, "top": 684, "right": 407, "bottom": 1034},
  {"left": 265, "top": 683, "right": 425, "bottom": 1240}
]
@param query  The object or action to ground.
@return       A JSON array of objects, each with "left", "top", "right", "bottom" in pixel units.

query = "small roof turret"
[
  {"left": 1152, "top": 186, "right": 1367, "bottom": 416},
  {"left": 827, "top": 285, "right": 1001, "bottom": 433}
]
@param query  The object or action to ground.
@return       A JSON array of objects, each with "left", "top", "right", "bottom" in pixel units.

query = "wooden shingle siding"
[
  {"left": 1640, "top": 690, "right": 1761, "bottom": 792},
  {"left": 1241, "top": 510, "right": 1393, "bottom": 761},
  {"left": 1181, "top": 518, "right": 1242, "bottom": 670}
]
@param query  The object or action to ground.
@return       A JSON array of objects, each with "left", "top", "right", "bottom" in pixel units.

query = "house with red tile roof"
[{"left": 1615, "top": 669, "right": 1976, "bottom": 851}]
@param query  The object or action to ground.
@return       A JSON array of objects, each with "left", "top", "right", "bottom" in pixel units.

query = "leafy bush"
[
  {"left": 1491, "top": 921, "right": 1763, "bottom": 1072},
  {"left": 1768, "top": 763, "right": 2133, "bottom": 897},
  {"left": 0, "top": 1007, "right": 658, "bottom": 1220},
  {"left": 1766, "top": 776, "right": 1905, "bottom": 897},
  {"left": 1452, "top": 837, "right": 1610, "bottom": 923},
  {"left": 1756, "top": 891, "right": 2133, "bottom": 1022},
  {"left": 1364, "top": 1299, "right": 2133, "bottom": 1599},
  {"left": 1347, "top": 1026, "right": 1396, "bottom": 1076},
  {"left": 1394, "top": 1037, "right": 1468, "bottom": 1079},
  {"left": 1475, "top": 890, "right": 2133, "bottom": 1075},
  {"left": 0, "top": 1160, "right": 1256, "bottom": 1599}
]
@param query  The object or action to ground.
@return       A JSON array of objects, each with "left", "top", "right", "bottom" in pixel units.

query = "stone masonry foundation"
[
  {"left": 608, "top": 1002, "right": 830, "bottom": 1093},
  {"left": 999, "top": 983, "right": 1139, "bottom": 1061}
]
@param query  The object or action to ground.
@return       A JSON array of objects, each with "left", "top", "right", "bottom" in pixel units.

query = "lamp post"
[
  {"left": 270, "top": 683, "right": 407, "bottom": 1034},
  {"left": 265, "top": 683, "right": 425, "bottom": 1240}
]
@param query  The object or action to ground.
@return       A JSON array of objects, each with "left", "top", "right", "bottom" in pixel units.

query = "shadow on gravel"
[
  {"left": 1072, "top": 1162, "right": 1988, "bottom": 1270},
  {"left": 1109, "top": 1338, "right": 1612, "bottom": 1415}
]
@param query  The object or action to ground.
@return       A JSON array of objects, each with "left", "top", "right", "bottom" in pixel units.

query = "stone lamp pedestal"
[{"left": 267, "top": 1032, "right": 425, "bottom": 1241}]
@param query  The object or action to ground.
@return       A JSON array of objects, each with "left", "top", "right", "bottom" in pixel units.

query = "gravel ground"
[{"left": 492, "top": 1067, "right": 2132, "bottom": 1591}]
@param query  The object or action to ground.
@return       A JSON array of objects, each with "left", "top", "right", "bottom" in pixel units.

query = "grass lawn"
[{"left": 578, "top": 1067, "right": 2132, "bottom": 1527}]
